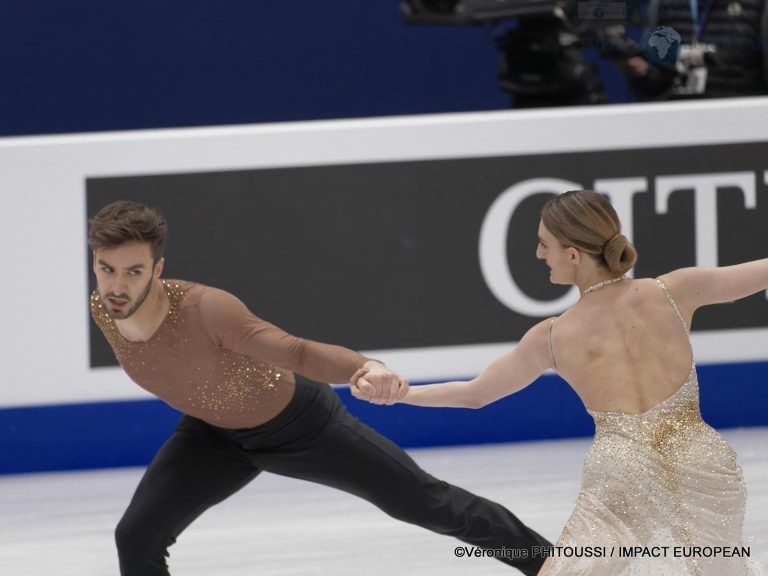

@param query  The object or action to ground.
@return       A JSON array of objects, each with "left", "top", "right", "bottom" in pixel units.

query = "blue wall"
[
  {"left": 2, "top": 361, "right": 765, "bottom": 475},
  {"left": 0, "top": 1, "right": 632, "bottom": 137}
]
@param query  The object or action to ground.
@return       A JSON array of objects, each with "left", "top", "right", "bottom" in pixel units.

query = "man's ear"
[{"left": 153, "top": 257, "right": 165, "bottom": 279}]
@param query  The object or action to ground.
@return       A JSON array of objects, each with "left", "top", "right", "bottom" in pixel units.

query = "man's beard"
[{"left": 103, "top": 277, "right": 154, "bottom": 320}]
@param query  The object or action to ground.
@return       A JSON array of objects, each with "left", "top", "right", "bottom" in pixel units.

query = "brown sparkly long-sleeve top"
[{"left": 91, "top": 280, "right": 371, "bottom": 429}]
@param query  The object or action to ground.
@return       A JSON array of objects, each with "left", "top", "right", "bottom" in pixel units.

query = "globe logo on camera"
[
  {"left": 594, "top": 7, "right": 605, "bottom": 17},
  {"left": 641, "top": 25, "right": 682, "bottom": 64}
]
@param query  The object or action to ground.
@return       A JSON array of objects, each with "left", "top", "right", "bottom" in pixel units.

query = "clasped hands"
[{"left": 350, "top": 361, "right": 409, "bottom": 405}]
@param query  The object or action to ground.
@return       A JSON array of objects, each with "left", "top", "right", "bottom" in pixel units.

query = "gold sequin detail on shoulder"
[{"left": 90, "top": 280, "right": 183, "bottom": 361}]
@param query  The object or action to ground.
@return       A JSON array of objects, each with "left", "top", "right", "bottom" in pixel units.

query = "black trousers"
[{"left": 116, "top": 376, "right": 551, "bottom": 575}]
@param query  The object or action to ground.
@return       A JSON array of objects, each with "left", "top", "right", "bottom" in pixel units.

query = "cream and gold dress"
[{"left": 542, "top": 280, "right": 759, "bottom": 575}]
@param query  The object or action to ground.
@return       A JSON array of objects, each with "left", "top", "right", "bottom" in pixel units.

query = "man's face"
[{"left": 93, "top": 241, "right": 163, "bottom": 320}]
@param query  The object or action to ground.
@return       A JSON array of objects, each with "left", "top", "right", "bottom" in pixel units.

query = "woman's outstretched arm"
[
  {"left": 660, "top": 258, "right": 768, "bottom": 318},
  {"left": 353, "top": 319, "right": 552, "bottom": 409}
]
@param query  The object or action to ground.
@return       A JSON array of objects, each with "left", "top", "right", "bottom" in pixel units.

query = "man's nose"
[{"left": 108, "top": 277, "right": 128, "bottom": 296}]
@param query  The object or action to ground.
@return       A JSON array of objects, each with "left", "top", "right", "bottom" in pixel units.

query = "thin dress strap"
[
  {"left": 654, "top": 278, "right": 689, "bottom": 334},
  {"left": 547, "top": 318, "right": 558, "bottom": 372}
]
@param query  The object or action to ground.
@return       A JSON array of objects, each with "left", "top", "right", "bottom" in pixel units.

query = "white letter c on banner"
[{"left": 479, "top": 178, "right": 581, "bottom": 316}]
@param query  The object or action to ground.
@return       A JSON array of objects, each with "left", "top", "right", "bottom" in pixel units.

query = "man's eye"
[{"left": 128, "top": 270, "right": 142, "bottom": 276}]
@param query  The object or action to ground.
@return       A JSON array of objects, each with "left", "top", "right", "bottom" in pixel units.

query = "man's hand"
[
  {"left": 350, "top": 361, "right": 409, "bottom": 405},
  {"left": 619, "top": 56, "right": 650, "bottom": 77}
]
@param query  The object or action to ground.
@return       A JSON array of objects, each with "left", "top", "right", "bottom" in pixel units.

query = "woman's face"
[{"left": 536, "top": 221, "right": 574, "bottom": 285}]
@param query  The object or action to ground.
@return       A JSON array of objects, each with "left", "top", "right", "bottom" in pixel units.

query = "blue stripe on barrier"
[{"left": 1, "top": 361, "right": 766, "bottom": 475}]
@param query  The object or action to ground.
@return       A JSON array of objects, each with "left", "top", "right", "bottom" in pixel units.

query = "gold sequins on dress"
[{"left": 542, "top": 280, "right": 760, "bottom": 575}]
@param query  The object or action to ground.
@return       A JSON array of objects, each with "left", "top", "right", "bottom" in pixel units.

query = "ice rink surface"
[{"left": 1, "top": 428, "right": 765, "bottom": 575}]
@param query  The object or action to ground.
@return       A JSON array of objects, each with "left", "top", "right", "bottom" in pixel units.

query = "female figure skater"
[{"left": 354, "top": 190, "right": 764, "bottom": 575}]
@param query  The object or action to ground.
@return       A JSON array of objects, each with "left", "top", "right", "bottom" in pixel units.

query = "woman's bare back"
[{"left": 550, "top": 278, "right": 695, "bottom": 414}]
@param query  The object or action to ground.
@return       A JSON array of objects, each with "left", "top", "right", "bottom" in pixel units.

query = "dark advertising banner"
[{"left": 87, "top": 140, "right": 768, "bottom": 368}]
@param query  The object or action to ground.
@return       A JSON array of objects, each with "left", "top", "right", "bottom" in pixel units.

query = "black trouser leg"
[
  {"left": 233, "top": 377, "right": 551, "bottom": 575},
  {"left": 115, "top": 417, "right": 259, "bottom": 576},
  {"left": 117, "top": 376, "right": 551, "bottom": 575}
]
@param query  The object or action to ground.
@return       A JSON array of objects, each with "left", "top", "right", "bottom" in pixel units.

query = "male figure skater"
[{"left": 88, "top": 200, "right": 550, "bottom": 575}]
